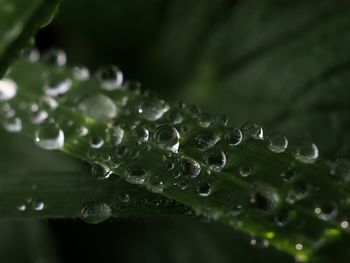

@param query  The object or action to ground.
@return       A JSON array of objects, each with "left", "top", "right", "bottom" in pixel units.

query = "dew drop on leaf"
[
  {"left": 133, "top": 126, "right": 149, "bottom": 142},
  {"left": 89, "top": 137, "right": 104, "bottom": 149},
  {"left": 91, "top": 164, "right": 111, "bottom": 180},
  {"left": 154, "top": 124, "right": 180, "bottom": 152},
  {"left": 241, "top": 121, "right": 263, "bottom": 140},
  {"left": 294, "top": 142, "right": 319, "bottom": 164},
  {"left": 72, "top": 66, "right": 90, "bottom": 81},
  {"left": 180, "top": 158, "right": 201, "bottom": 178},
  {"left": 34, "top": 122, "right": 64, "bottom": 150},
  {"left": 3, "top": 116, "right": 22, "bottom": 133},
  {"left": 125, "top": 166, "right": 147, "bottom": 185},
  {"left": 195, "top": 131, "right": 220, "bottom": 151},
  {"left": 0, "top": 78, "right": 17, "bottom": 101},
  {"left": 96, "top": 65, "right": 123, "bottom": 90},
  {"left": 108, "top": 126, "right": 124, "bottom": 145},
  {"left": 204, "top": 149, "right": 226, "bottom": 172},
  {"left": 225, "top": 127, "right": 243, "bottom": 146},
  {"left": 81, "top": 203, "right": 111, "bottom": 224},
  {"left": 78, "top": 94, "right": 117, "bottom": 120},
  {"left": 43, "top": 72, "right": 72, "bottom": 97},
  {"left": 314, "top": 202, "right": 338, "bottom": 221},
  {"left": 138, "top": 99, "right": 169, "bottom": 121},
  {"left": 239, "top": 165, "right": 253, "bottom": 177},
  {"left": 198, "top": 182, "right": 212, "bottom": 197},
  {"left": 267, "top": 134, "right": 288, "bottom": 153},
  {"left": 41, "top": 48, "right": 67, "bottom": 66}
]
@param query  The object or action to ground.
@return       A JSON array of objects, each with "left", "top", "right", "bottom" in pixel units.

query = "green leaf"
[
  {"left": 0, "top": 0, "right": 61, "bottom": 77},
  {"left": 2, "top": 57, "right": 350, "bottom": 261}
]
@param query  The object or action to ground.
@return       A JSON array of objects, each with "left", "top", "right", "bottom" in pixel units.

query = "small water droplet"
[
  {"left": 3, "top": 116, "right": 22, "bottom": 133},
  {"left": 242, "top": 122, "right": 263, "bottom": 140},
  {"left": 239, "top": 165, "right": 253, "bottom": 177},
  {"left": 34, "top": 122, "right": 64, "bottom": 150},
  {"left": 204, "top": 149, "right": 226, "bottom": 172},
  {"left": 133, "top": 126, "right": 149, "bottom": 142},
  {"left": 0, "top": 78, "right": 17, "bottom": 101},
  {"left": 250, "top": 186, "right": 278, "bottom": 212},
  {"left": 198, "top": 182, "right": 212, "bottom": 197},
  {"left": 21, "top": 48, "right": 40, "bottom": 62},
  {"left": 96, "top": 65, "right": 123, "bottom": 90},
  {"left": 41, "top": 48, "right": 67, "bottom": 66},
  {"left": 81, "top": 203, "right": 111, "bottom": 224},
  {"left": 138, "top": 99, "right": 169, "bottom": 121},
  {"left": 91, "top": 164, "right": 111, "bottom": 180},
  {"left": 43, "top": 72, "right": 72, "bottom": 97},
  {"left": 225, "top": 127, "right": 243, "bottom": 146},
  {"left": 294, "top": 142, "right": 318, "bottom": 164},
  {"left": 72, "top": 66, "right": 90, "bottom": 81},
  {"left": 33, "top": 201, "right": 45, "bottom": 211},
  {"left": 198, "top": 113, "right": 212, "bottom": 128},
  {"left": 30, "top": 110, "right": 48, "bottom": 124},
  {"left": 108, "top": 126, "right": 124, "bottom": 145},
  {"left": 195, "top": 132, "right": 220, "bottom": 151},
  {"left": 267, "top": 134, "right": 288, "bottom": 153},
  {"left": 154, "top": 125, "right": 180, "bottom": 152},
  {"left": 78, "top": 94, "right": 117, "bottom": 120},
  {"left": 125, "top": 166, "right": 147, "bottom": 185},
  {"left": 180, "top": 158, "right": 201, "bottom": 178},
  {"left": 17, "top": 204, "right": 26, "bottom": 212},
  {"left": 314, "top": 202, "right": 337, "bottom": 221},
  {"left": 89, "top": 137, "right": 104, "bottom": 149}
]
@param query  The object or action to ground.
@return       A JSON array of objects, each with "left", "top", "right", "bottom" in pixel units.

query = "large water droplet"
[
  {"left": 0, "top": 78, "right": 17, "bottom": 101},
  {"left": 180, "top": 158, "right": 201, "bottom": 178},
  {"left": 242, "top": 122, "right": 263, "bottom": 140},
  {"left": 294, "top": 142, "right": 318, "bottom": 164},
  {"left": 96, "top": 65, "right": 123, "bottom": 90},
  {"left": 78, "top": 94, "right": 117, "bottom": 120},
  {"left": 138, "top": 99, "right": 169, "bottom": 121},
  {"left": 154, "top": 125, "right": 180, "bottom": 152},
  {"left": 225, "top": 127, "right": 243, "bottom": 146},
  {"left": 34, "top": 122, "right": 64, "bottom": 150},
  {"left": 267, "top": 134, "right": 288, "bottom": 153},
  {"left": 81, "top": 203, "right": 111, "bottom": 224},
  {"left": 195, "top": 132, "right": 220, "bottom": 151},
  {"left": 204, "top": 149, "right": 226, "bottom": 172}
]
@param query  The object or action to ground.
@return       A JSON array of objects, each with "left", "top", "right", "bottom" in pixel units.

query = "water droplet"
[
  {"left": 3, "top": 116, "right": 22, "bottom": 133},
  {"left": 30, "top": 110, "right": 48, "bottom": 124},
  {"left": 133, "top": 126, "right": 149, "bottom": 142},
  {"left": 198, "top": 113, "right": 212, "bottom": 128},
  {"left": 17, "top": 204, "right": 26, "bottom": 212},
  {"left": 295, "top": 244, "right": 303, "bottom": 251},
  {"left": 34, "top": 122, "right": 64, "bottom": 150},
  {"left": 167, "top": 111, "right": 183, "bottom": 125},
  {"left": 242, "top": 122, "right": 263, "bottom": 140},
  {"left": 96, "top": 65, "right": 123, "bottom": 90},
  {"left": 81, "top": 203, "right": 111, "bottom": 224},
  {"left": 204, "top": 149, "right": 226, "bottom": 172},
  {"left": 78, "top": 94, "right": 117, "bottom": 120},
  {"left": 154, "top": 125, "right": 180, "bottom": 152},
  {"left": 138, "top": 99, "right": 169, "bottom": 121},
  {"left": 125, "top": 166, "right": 147, "bottom": 185},
  {"left": 314, "top": 202, "right": 337, "bottom": 221},
  {"left": 286, "top": 180, "right": 309, "bottom": 204},
  {"left": 294, "top": 142, "right": 318, "bottom": 164},
  {"left": 180, "top": 158, "right": 201, "bottom": 178},
  {"left": 340, "top": 220, "right": 349, "bottom": 229},
  {"left": 21, "top": 48, "right": 40, "bottom": 62},
  {"left": 72, "top": 66, "right": 90, "bottom": 81},
  {"left": 225, "top": 127, "right": 243, "bottom": 146},
  {"left": 280, "top": 167, "right": 295, "bottom": 181},
  {"left": 239, "top": 165, "right": 253, "bottom": 177},
  {"left": 91, "top": 164, "right": 111, "bottom": 180},
  {"left": 250, "top": 186, "right": 279, "bottom": 212},
  {"left": 106, "top": 127, "right": 123, "bottom": 146},
  {"left": 267, "top": 134, "right": 288, "bottom": 153},
  {"left": 195, "top": 132, "right": 220, "bottom": 151},
  {"left": 77, "top": 125, "right": 89, "bottom": 137},
  {"left": 42, "top": 48, "right": 67, "bottom": 66},
  {"left": 0, "top": 78, "right": 17, "bottom": 101},
  {"left": 198, "top": 182, "right": 212, "bottom": 197},
  {"left": 33, "top": 201, "right": 45, "bottom": 211},
  {"left": 43, "top": 72, "right": 72, "bottom": 97},
  {"left": 89, "top": 137, "right": 104, "bottom": 149}
]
